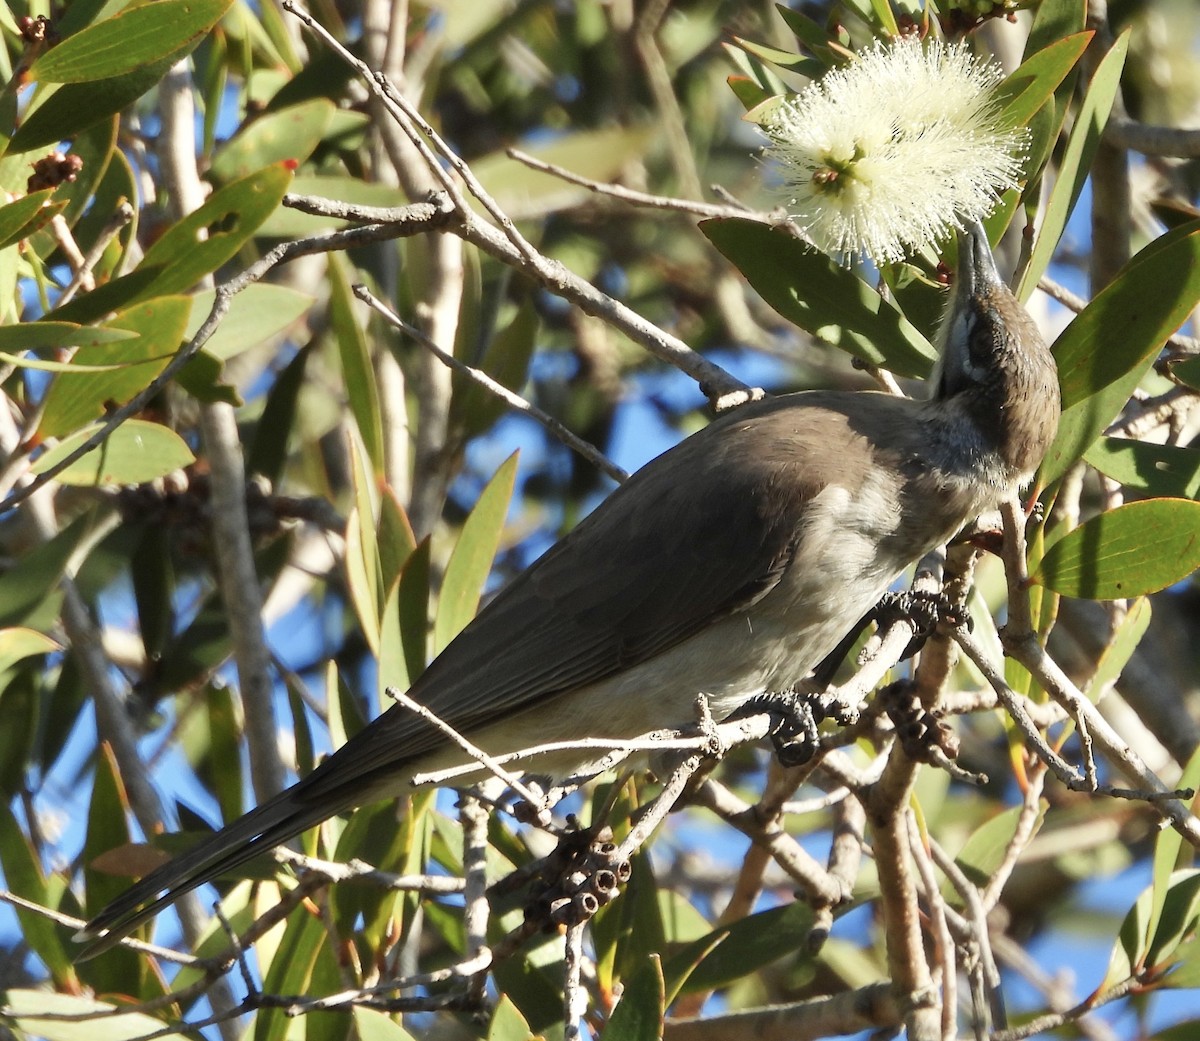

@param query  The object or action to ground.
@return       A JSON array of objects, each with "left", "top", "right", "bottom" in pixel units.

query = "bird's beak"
[{"left": 956, "top": 220, "right": 1004, "bottom": 299}]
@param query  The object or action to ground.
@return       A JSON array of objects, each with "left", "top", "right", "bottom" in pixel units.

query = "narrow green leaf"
[
  {"left": 397, "top": 537, "right": 432, "bottom": 684},
  {"left": 1145, "top": 748, "right": 1200, "bottom": 973},
  {"left": 330, "top": 256, "right": 385, "bottom": 476},
  {"left": 50, "top": 164, "right": 293, "bottom": 325},
  {"left": 0, "top": 806, "right": 75, "bottom": 985},
  {"left": 452, "top": 301, "right": 538, "bottom": 440},
  {"left": 1039, "top": 225, "right": 1200, "bottom": 485},
  {"left": 39, "top": 295, "right": 191, "bottom": 438},
  {"left": 30, "top": 420, "right": 195, "bottom": 486},
  {"left": 12, "top": 40, "right": 198, "bottom": 152},
  {"left": 345, "top": 509, "right": 381, "bottom": 656},
  {"left": 0, "top": 627, "right": 59, "bottom": 672},
  {"left": 994, "top": 32, "right": 1093, "bottom": 129},
  {"left": 1024, "top": 0, "right": 1088, "bottom": 59},
  {"left": 1033, "top": 498, "right": 1200, "bottom": 600},
  {"left": 254, "top": 910, "right": 327, "bottom": 1041},
  {"left": 473, "top": 126, "right": 655, "bottom": 214},
  {"left": 30, "top": 0, "right": 234, "bottom": 83},
  {"left": 601, "top": 955, "right": 665, "bottom": 1041},
  {"left": 1085, "top": 438, "right": 1200, "bottom": 500},
  {"left": 0, "top": 513, "right": 90, "bottom": 628},
  {"left": 378, "top": 489, "right": 417, "bottom": 593},
  {"left": 257, "top": 174, "right": 409, "bottom": 237},
  {"left": 0, "top": 189, "right": 63, "bottom": 251},
  {"left": 0, "top": 322, "right": 134, "bottom": 351},
  {"left": 209, "top": 99, "right": 335, "bottom": 182},
  {"left": 433, "top": 452, "right": 518, "bottom": 653},
  {"left": 488, "top": 996, "right": 537, "bottom": 1041},
  {"left": 954, "top": 801, "right": 1047, "bottom": 892},
  {"left": 666, "top": 899, "right": 816, "bottom": 994},
  {"left": 1017, "top": 31, "right": 1129, "bottom": 300},
  {"left": 1085, "top": 596, "right": 1151, "bottom": 700},
  {"left": 247, "top": 342, "right": 311, "bottom": 484},
  {"left": 83, "top": 746, "right": 140, "bottom": 989},
  {"left": 701, "top": 218, "right": 937, "bottom": 378}
]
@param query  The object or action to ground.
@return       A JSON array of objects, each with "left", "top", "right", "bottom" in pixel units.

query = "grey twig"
[{"left": 353, "top": 284, "right": 628, "bottom": 484}]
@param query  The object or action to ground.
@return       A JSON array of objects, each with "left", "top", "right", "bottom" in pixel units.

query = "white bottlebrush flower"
[{"left": 761, "top": 36, "right": 1028, "bottom": 264}]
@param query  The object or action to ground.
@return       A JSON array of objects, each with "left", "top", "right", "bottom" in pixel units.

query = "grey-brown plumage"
[{"left": 78, "top": 222, "right": 1059, "bottom": 957}]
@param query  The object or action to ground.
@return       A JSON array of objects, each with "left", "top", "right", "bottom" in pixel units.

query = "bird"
[{"left": 78, "top": 220, "right": 1059, "bottom": 957}]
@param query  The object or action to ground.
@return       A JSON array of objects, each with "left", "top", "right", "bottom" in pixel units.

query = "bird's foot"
[
  {"left": 880, "top": 681, "right": 960, "bottom": 764},
  {"left": 523, "top": 823, "right": 632, "bottom": 931},
  {"left": 733, "top": 689, "right": 837, "bottom": 767},
  {"left": 874, "top": 589, "right": 971, "bottom": 660}
]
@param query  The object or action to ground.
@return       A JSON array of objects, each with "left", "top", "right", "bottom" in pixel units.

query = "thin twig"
[{"left": 353, "top": 284, "right": 628, "bottom": 483}]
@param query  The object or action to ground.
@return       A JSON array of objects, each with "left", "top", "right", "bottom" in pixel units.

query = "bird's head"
[{"left": 932, "top": 221, "right": 1060, "bottom": 479}]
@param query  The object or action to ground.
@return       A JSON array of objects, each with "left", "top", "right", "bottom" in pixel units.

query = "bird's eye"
[{"left": 967, "top": 310, "right": 998, "bottom": 371}]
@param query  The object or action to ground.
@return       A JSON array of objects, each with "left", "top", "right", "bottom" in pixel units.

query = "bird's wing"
[{"left": 299, "top": 394, "right": 866, "bottom": 801}]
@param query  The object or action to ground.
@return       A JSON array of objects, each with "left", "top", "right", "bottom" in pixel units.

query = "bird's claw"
[
  {"left": 874, "top": 589, "right": 970, "bottom": 660},
  {"left": 734, "top": 689, "right": 832, "bottom": 767},
  {"left": 880, "top": 680, "right": 961, "bottom": 764}
]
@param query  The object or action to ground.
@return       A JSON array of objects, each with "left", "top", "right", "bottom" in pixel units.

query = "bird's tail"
[{"left": 74, "top": 785, "right": 354, "bottom": 959}]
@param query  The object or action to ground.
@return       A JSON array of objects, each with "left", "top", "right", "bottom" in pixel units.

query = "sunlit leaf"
[
  {"left": 1034, "top": 498, "right": 1200, "bottom": 599},
  {"left": 0, "top": 190, "right": 65, "bottom": 251},
  {"left": 702, "top": 218, "right": 937, "bottom": 378},
  {"left": 1040, "top": 223, "right": 1200, "bottom": 485},
  {"left": 209, "top": 99, "right": 335, "bottom": 181},
  {"left": 1017, "top": 31, "right": 1129, "bottom": 300},
  {"left": 29, "top": 0, "right": 234, "bottom": 83},
  {"left": 433, "top": 452, "right": 519, "bottom": 653},
  {"left": 30, "top": 420, "right": 195, "bottom": 486}
]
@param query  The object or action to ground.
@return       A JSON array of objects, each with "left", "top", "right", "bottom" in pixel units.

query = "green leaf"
[
  {"left": 185, "top": 283, "right": 314, "bottom": 361},
  {"left": 473, "top": 127, "right": 655, "bottom": 215},
  {"left": 30, "top": 420, "right": 195, "bottom": 486},
  {"left": 0, "top": 189, "right": 65, "bottom": 251},
  {"left": 0, "top": 807, "right": 76, "bottom": 985},
  {"left": 954, "top": 801, "right": 1047, "bottom": 892},
  {"left": 209, "top": 99, "right": 335, "bottom": 182},
  {"left": 600, "top": 955, "right": 665, "bottom": 1041},
  {"left": 330, "top": 256, "right": 385, "bottom": 476},
  {"left": 50, "top": 164, "right": 293, "bottom": 325},
  {"left": 0, "top": 513, "right": 90, "bottom": 628},
  {"left": 82, "top": 746, "right": 140, "bottom": 991},
  {"left": 351, "top": 1008, "right": 420, "bottom": 1041},
  {"left": 666, "top": 899, "right": 816, "bottom": 994},
  {"left": 433, "top": 452, "right": 518, "bottom": 653},
  {"left": 1085, "top": 596, "right": 1151, "bottom": 700},
  {"left": 1085, "top": 438, "right": 1200, "bottom": 500},
  {"left": 0, "top": 322, "right": 135, "bottom": 352},
  {"left": 1016, "top": 31, "right": 1129, "bottom": 301},
  {"left": 397, "top": 537, "right": 432, "bottom": 685},
  {"left": 1, "top": 990, "right": 175, "bottom": 1041},
  {"left": 488, "top": 996, "right": 537, "bottom": 1041},
  {"left": 39, "top": 295, "right": 192, "bottom": 438},
  {"left": 1145, "top": 747, "right": 1200, "bottom": 976},
  {"left": 1024, "top": 0, "right": 1088, "bottom": 59},
  {"left": 30, "top": 0, "right": 234, "bottom": 83},
  {"left": 13, "top": 40, "right": 198, "bottom": 152},
  {"left": 1033, "top": 498, "right": 1200, "bottom": 599},
  {"left": 254, "top": 910, "right": 327, "bottom": 1041},
  {"left": 257, "top": 174, "right": 409, "bottom": 237},
  {"left": 0, "top": 627, "right": 60, "bottom": 672},
  {"left": 994, "top": 32, "right": 1093, "bottom": 129},
  {"left": 247, "top": 342, "right": 310, "bottom": 484},
  {"left": 701, "top": 218, "right": 937, "bottom": 378},
  {"left": 452, "top": 300, "right": 538, "bottom": 440},
  {"left": 1039, "top": 225, "right": 1200, "bottom": 485}
]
